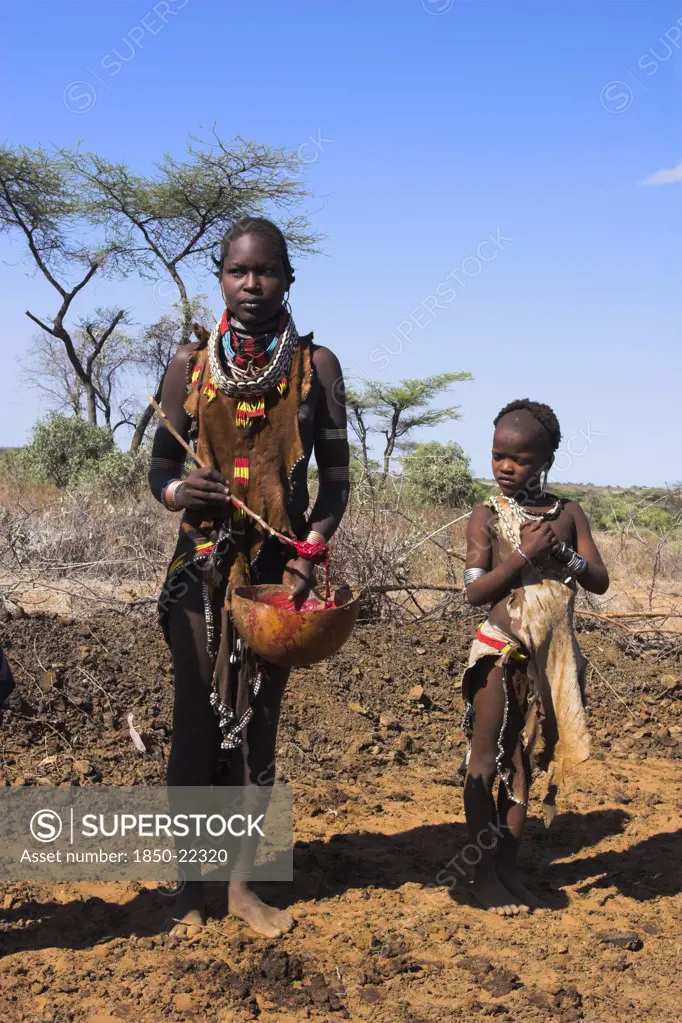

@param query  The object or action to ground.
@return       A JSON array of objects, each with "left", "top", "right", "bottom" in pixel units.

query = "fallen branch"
[
  {"left": 576, "top": 610, "right": 634, "bottom": 633},
  {"left": 576, "top": 609, "right": 681, "bottom": 637},
  {"left": 363, "top": 583, "right": 463, "bottom": 594},
  {"left": 597, "top": 611, "right": 682, "bottom": 620},
  {"left": 626, "top": 628, "right": 682, "bottom": 637}
]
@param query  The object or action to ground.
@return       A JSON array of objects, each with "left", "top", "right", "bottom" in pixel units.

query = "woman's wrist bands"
[
  {"left": 306, "top": 530, "right": 327, "bottom": 546},
  {"left": 162, "top": 479, "right": 184, "bottom": 511}
]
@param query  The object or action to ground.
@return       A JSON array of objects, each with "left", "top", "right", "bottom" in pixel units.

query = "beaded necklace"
[
  {"left": 221, "top": 314, "right": 281, "bottom": 370},
  {"left": 209, "top": 308, "right": 295, "bottom": 427},
  {"left": 501, "top": 493, "right": 562, "bottom": 524}
]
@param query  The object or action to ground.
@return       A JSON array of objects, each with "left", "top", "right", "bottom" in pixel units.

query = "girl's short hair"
[{"left": 494, "top": 399, "right": 562, "bottom": 452}]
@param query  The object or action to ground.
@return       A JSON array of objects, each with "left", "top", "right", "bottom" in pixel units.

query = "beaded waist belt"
[{"left": 475, "top": 627, "right": 528, "bottom": 661}]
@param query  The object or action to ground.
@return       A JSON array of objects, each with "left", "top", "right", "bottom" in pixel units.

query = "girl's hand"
[
  {"left": 284, "top": 557, "right": 316, "bottom": 605},
  {"left": 175, "top": 467, "right": 231, "bottom": 512},
  {"left": 519, "top": 520, "right": 561, "bottom": 561}
]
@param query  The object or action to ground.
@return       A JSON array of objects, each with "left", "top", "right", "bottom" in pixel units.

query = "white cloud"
[{"left": 640, "top": 159, "right": 682, "bottom": 186}]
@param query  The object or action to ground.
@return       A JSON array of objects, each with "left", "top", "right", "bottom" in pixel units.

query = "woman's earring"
[{"left": 541, "top": 467, "right": 548, "bottom": 495}]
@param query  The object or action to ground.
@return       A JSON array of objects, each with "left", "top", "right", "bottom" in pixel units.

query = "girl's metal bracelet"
[{"left": 463, "top": 567, "right": 487, "bottom": 586}]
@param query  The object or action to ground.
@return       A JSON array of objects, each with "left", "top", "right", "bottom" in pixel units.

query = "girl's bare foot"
[
  {"left": 497, "top": 867, "right": 547, "bottom": 910},
  {"left": 228, "top": 879, "right": 294, "bottom": 938},
  {"left": 169, "top": 881, "right": 205, "bottom": 938},
  {"left": 472, "top": 871, "right": 529, "bottom": 917}
]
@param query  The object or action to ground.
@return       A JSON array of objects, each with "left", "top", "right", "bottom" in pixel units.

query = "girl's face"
[
  {"left": 221, "top": 232, "right": 288, "bottom": 328},
  {"left": 492, "top": 419, "right": 552, "bottom": 499}
]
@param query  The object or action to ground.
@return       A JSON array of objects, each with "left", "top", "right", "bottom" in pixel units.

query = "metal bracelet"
[
  {"left": 554, "top": 542, "right": 588, "bottom": 576},
  {"left": 162, "top": 479, "right": 184, "bottom": 512},
  {"left": 566, "top": 551, "right": 588, "bottom": 576},
  {"left": 553, "top": 541, "right": 573, "bottom": 565},
  {"left": 517, "top": 548, "right": 535, "bottom": 568},
  {"left": 463, "top": 567, "right": 487, "bottom": 586}
]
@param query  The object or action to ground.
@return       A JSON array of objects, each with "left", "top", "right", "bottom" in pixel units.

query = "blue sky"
[{"left": 2, "top": 0, "right": 680, "bottom": 485}]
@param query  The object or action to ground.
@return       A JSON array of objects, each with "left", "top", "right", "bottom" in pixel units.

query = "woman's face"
[{"left": 221, "top": 232, "right": 288, "bottom": 328}]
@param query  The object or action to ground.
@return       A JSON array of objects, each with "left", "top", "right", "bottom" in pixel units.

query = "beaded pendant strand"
[{"left": 232, "top": 457, "right": 250, "bottom": 521}]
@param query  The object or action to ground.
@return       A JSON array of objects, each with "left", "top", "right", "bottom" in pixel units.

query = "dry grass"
[
  {"left": 0, "top": 482, "right": 174, "bottom": 612},
  {"left": 1, "top": 481, "right": 681, "bottom": 629}
]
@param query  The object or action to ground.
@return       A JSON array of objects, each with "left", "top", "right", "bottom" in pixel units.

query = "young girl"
[
  {"left": 462, "top": 399, "right": 608, "bottom": 916},
  {"left": 149, "top": 217, "right": 349, "bottom": 938}
]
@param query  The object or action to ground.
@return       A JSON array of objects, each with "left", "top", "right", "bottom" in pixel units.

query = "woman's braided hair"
[
  {"left": 214, "top": 216, "right": 295, "bottom": 285},
  {"left": 494, "top": 399, "right": 562, "bottom": 453}
]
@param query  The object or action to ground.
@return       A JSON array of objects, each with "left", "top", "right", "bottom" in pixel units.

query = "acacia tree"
[
  {"left": 84, "top": 312, "right": 136, "bottom": 431},
  {"left": 345, "top": 386, "right": 375, "bottom": 491},
  {"left": 25, "top": 311, "right": 135, "bottom": 430},
  {"left": 65, "top": 131, "right": 317, "bottom": 446},
  {"left": 0, "top": 145, "right": 127, "bottom": 425},
  {"left": 346, "top": 372, "right": 472, "bottom": 480},
  {"left": 129, "top": 297, "right": 214, "bottom": 451},
  {"left": 2, "top": 134, "right": 316, "bottom": 447}
]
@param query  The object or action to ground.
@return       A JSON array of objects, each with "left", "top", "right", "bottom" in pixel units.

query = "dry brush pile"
[{"left": 0, "top": 480, "right": 681, "bottom": 641}]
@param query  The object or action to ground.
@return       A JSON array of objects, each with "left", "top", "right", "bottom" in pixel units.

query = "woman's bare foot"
[
  {"left": 228, "top": 879, "right": 294, "bottom": 938},
  {"left": 497, "top": 867, "right": 547, "bottom": 910},
  {"left": 472, "top": 871, "right": 528, "bottom": 917},
  {"left": 169, "top": 881, "right": 205, "bottom": 938}
]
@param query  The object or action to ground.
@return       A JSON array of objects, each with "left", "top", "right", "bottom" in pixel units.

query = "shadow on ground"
[{"left": 3, "top": 808, "right": 678, "bottom": 955}]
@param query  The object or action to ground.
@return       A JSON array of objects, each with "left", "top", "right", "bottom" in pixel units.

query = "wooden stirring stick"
[{"left": 148, "top": 395, "right": 288, "bottom": 543}]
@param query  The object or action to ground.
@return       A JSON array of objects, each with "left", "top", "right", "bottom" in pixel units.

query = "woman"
[{"left": 149, "top": 217, "right": 350, "bottom": 938}]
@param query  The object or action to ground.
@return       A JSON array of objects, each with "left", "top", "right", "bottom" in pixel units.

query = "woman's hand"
[
  {"left": 175, "top": 467, "right": 231, "bottom": 513},
  {"left": 519, "top": 520, "right": 561, "bottom": 561},
  {"left": 283, "top": 557, "right": 316, "bottom": 605}
]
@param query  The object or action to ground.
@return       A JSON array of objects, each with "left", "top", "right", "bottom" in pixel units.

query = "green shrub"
[
  {"left": 403, "top": 441, "right": 482, "bottom": 508},
  {"left": 2, "top": 415, "right": 151, "bottom": 499},
  {"left": 0, "top": 447, "right": 36, "bottom": 485},
  {"left": 637, "top": 506, "right": 675, "bottom": 533},
  {"left": 27, "top": 415, "right": 115, "bottom": 488},
  {"left": 75, "top": 447, "right": 151, "bottom": 499}
]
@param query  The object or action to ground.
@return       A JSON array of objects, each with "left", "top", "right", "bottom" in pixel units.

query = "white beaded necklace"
[
  {"left": 208, "top": 311, "right": 300, "bottom": 398},
  {"left": 489, "top": 494, "right": 562, "bottom": 553}
]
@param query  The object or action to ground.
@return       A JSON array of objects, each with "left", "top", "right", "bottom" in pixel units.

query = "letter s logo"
[{"left": 30, "top": 809, "right": 63, "bottom": 843}]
